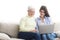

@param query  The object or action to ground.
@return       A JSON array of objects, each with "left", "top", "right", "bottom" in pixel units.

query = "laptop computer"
[{"left": 38, "top": 24, "right": 54, "bottom": 34}]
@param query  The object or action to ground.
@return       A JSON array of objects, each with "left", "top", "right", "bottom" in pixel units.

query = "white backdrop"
[{"left": 0, "top": 0, "right": 60, "bottom": 24}]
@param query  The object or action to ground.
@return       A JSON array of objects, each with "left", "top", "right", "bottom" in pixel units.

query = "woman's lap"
[
  {"left": 18, "top": 32, "right": 34, "bottom": 39},
  {"left": 18, "top": 32, "right": 40, "bottom": 40},
  {"left": 41, "top": 33, "right": 57, "bottom": 40}
]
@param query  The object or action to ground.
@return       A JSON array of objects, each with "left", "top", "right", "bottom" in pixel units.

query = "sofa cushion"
[
  {"left": 0, "top": 23, "right": 19, "bottom": 38},
  {"left": 0, "top": 33, "right": 10, "bottom": 40},
  {"left": 55, "top": 31, "right": 60, "bottom": 38},
  {"left": 10, "top": 38, "right": 24, "bottom": 40},
  {"left": 55, "top": 38, "right": 60, "bottom": 40},
  {"left": 54, "top": 23, "right": 60, "bottom": 32}
]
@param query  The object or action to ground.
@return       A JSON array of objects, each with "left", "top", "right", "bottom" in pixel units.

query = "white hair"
[{"left": 28, "top": 6, "right": 35, "bottom": 11}]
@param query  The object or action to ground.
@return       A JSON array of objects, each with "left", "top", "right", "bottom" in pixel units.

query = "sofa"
[{"left": 0, "top": 22, "right": 60, "bottom": 40}]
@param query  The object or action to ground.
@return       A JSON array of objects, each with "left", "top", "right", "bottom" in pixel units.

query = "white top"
[{"left": 19, "top": 16, "right": 36, "bottom": 32}]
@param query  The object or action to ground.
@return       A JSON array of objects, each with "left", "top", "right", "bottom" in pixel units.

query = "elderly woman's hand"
[{"left": 30, "top": 29, "right": 37, "bottom": 32}]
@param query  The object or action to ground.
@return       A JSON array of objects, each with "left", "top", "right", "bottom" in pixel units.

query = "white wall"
[{"left": 0, "top": 0, "right": 60, "bottom": 24}]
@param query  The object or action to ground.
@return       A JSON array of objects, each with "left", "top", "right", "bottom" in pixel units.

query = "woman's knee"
[
  {"left": 42, "top": 34, "right": 46, "bottom": 37},
  {"left": 42, "top": 34, "right": 48, "bottom": 40},
  {"left": 47, "top": 33, "right": 55, "bottom": 40},
  {"left": 51, "top": 33, "right": 57, "bottom": 38}
]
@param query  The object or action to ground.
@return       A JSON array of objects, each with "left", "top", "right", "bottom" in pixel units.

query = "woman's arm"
[
  {"left": 47, "top": 17, "right": 54, "bottom": 24},
  {"left": 35, "top": 18, "right": 40, "bottom": 32}
]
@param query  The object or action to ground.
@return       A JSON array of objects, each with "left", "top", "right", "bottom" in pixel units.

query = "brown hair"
[{"left": 39, "top": 6, "right": 50, "bottom": 17}]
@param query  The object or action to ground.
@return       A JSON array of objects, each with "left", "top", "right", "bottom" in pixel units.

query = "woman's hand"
[{"left": 30, "top": 29, "right": 37, "bottom": 32}]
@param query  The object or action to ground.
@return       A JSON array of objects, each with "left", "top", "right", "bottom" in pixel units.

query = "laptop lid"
[{"left": 39, "top": 24, "right": 54, "bottom": 34}]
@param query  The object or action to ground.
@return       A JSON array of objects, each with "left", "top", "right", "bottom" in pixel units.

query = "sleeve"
[
  {"left": 47, "top": 17, "right": 54, "bottom": 24},
  {"left": 35, "top": 19, "right": 39, "bottom": 32}
]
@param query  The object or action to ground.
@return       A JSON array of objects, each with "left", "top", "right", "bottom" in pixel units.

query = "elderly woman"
[{"left": 18, "top": 6, "right": 41, "bottom": 40}]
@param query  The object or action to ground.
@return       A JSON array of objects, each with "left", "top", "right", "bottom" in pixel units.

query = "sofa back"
[
  {"left": 54, "top": 23, "right": 60, "bottom": 32},
  {"left": 0, "top": 23, "right": 19, "bottom": 38}
]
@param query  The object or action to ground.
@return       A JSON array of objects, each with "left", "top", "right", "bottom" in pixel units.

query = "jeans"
[
  {"left": 41, "top": 33, "right": 57, "bottom": 40},
  {"left": 18, "top": 32, "right": 41, "bottom": 40}
]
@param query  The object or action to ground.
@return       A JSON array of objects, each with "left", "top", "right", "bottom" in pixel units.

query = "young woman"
[{"left": 36, "top": 6, "right": 57, "bottom": 40}]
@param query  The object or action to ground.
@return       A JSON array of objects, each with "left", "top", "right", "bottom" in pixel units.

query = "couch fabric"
[
  {"left": 0, "top": 23, "right": 19, "bottom": 38},
  {"left": 0, "top": 23, "right": 60, "bottom": 40}
]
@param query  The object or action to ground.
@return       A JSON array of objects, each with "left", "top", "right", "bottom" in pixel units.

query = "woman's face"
[
  {"left": 40, "top": 10, "right": 45, "bottom": 17},
  {"left": 28, "top": 9, "right": 35, "bottom": 17}
]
